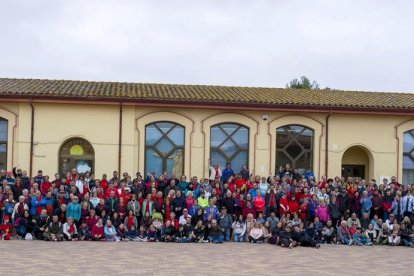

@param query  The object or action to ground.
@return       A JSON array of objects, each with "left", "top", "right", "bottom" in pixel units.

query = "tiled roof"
[{"left": 0, "top": 77, "right": 413, "bottom": 111}]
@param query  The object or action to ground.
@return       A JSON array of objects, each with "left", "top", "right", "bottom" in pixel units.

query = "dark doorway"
[{"left": 342, "top": 165, "right": 365, "bottom": 178}]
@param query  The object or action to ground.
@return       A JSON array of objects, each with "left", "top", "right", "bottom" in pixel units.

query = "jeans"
[
  {"left": 223, "top": 228, "right": 231, "bottom": 241},
  {"left": 402, "top": 238, "right": 413, "bottom": 246},
  {"left": 233, "top": 233, "right": 244, "bottom": 242},
  {"left": 177, "top": 237, "right": 192, "bottom": 243},
  {"left": 208, "top": 234, "right": 224, "bottom": 243},
  {"left": 341, "top": 238, "right": 350, "bottom": 245}
]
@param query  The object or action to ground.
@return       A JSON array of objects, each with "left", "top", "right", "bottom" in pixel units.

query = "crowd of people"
[{"left": 0, "top": 160, "right": 413, "bottom": 249}]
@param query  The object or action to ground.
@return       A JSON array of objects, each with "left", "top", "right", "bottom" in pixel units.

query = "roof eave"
[{"left": 0, "top": 94, "right": 413, "bottom": 115}]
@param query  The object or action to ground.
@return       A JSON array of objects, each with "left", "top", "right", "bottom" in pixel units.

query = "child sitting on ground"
[
  {"left": 0, "top": 216, "right": 13, "bottom": 240},
  {"left": 126, "top": 225, "right": 139, "bottom": 241}
]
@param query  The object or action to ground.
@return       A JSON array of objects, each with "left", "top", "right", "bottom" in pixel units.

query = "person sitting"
[
  {"left": 126, "top": 225, "right": 139, "bottom": 241},
  {"left": 388, "top": 224, "right": 401, "bottom": 246},
  {"left": 43, "top": 215, "right": 63, "bottom": 241},
  {"left": 337, "top": 220, "right": 352, "bottom": 245},
  {"left": 34, "top": 209, "right": 50, "bottom": 240},
  {"left": 79, "top": 220, "right": 91, "bottom": 241},
  {"left": 104, "top": 219, "right": 118, "bottom": 241},
  {"left": 0, "top": 216, "right": 13, "bottom": 240},
  {"left": 268, "top": 221, "right": 283, "bottom": 245},
  {"left": 207, "top": 219, "right": 224, "bottom": 244},
  {"left": 232, "top": 215, "right": 246, "bottom": 242},
  {"left": 193, "top": 220, "right": 205, "bottom": 243},
  {"left": 116, "top": 223, "right": 127, "bottom": 241},
  {"left": 91, "top": 218, "right": 105, "bottom": 241},
  {"left": 147, "top": 224, "right": 158, "bottom": 242},
  {"left": 137, "top": 226, "right": 148, "bottom": 242},
  {"left": 352, "top": 227, "right": 372, "bottom": 246},
  {"left": 278, "top": 226, "right": 296, "bottom": 248},
  {"left": 248, "top": 222, "right": 265, "bottom": 243},
  {"left": 376, "top": 223, "right": 390, "bottom": 245},
  {"left": 400, "top": 223, "right": 414, "bottom": 247},
  {"left": 62, "top": 217, "right": 78, "bottom": 241}
]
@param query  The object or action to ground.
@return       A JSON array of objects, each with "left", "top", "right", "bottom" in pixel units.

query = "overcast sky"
[{"left": 0, "top": 0, "right": 413, "bottom": 92}]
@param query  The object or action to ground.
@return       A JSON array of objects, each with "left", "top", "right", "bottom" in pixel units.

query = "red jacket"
[
  {"left": 288, "top": 200, "right": 299, "bottom": 215},
  {"left": 243, "top": 206, "right": 256, "bottom": 219},
  {"left": 91, "top": 224, "right": 104, "bottom": 237},
  {"left": 40, "top": 181, "right": 51, "bottom": 195},
  {"left": 253, "top": 196, "right": 265, "bottom": 213},
  {"left": 279, "top": 197, "right": 289, "bottom": 216}
]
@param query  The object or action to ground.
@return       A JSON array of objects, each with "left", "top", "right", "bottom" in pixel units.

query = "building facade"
[{"left": 0, "top": 78, "right": 413, "bottom": 184}]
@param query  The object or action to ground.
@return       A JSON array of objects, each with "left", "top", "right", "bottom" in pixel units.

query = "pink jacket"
[
  {"left": 316, "top": 205, "right": 330, "bottom": 222},
  {"left": 249, "top": 227, "right": 264, "bottom": 239}
]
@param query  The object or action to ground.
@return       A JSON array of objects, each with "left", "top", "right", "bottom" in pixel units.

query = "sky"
[{"left": 0, "top": 0, "right": 413, "bottom": 92}]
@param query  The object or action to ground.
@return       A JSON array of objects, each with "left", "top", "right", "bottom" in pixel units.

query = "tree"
[{"left": 286, "top": 76, "right": 320, "bottom": 90}]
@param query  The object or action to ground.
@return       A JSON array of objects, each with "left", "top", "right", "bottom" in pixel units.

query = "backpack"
[{"left": 25, "top": 233, "right": 33, "bottom": 240}]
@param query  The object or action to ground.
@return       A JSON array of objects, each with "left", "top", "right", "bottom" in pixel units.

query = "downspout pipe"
[
  {"left": 29, "top": 100, "right": 35, "bottom": 177},
  {"left": 118, "top": 102, "right": 123, "bottom": 174},
  {"left": 325, "top": 111, "right": 332, "bottom": 177}
]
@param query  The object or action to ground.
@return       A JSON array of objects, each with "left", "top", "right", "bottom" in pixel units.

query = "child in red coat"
[
  {"left": 0, "top": 216, "right": 13, "bottom": 240},
  {"left": 279, "top": 194, "right": 289, "bottom": 217},
  {"left": 288, "top": 195, "right": 299, "bottom": 215}
]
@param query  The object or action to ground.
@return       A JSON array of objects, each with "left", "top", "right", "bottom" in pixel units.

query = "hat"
[
  {"left": 124, "top": 187, "right": 131, "bottom": 192},
  {"left": 3, "top": 215, "right": 9, "bottom": 220}
]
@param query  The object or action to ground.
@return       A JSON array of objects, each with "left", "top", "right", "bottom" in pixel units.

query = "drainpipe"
[
  {"left": 118, "top": 102, "right": 123, "bottom": 174},
  {"left": 324, "top": 111, "right": 332, "bottom": 177},
  {"left": 395, "top": 126, "right": 400, "bottom": 181},
  {"left": 29, "top": 100, "right": 35, "bottom": 177}
]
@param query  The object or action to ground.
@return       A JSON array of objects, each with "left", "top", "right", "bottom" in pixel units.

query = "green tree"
[{"left": 286, "top": 76, "right": 320, "bottom": 90}]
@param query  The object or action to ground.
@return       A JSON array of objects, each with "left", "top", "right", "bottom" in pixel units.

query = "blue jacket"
[
  {"left": 204, "top": 205, "right": 219, "bottom": 220},
  {"left": 30, "top": 196, "right": 46, "bottom": 216},
  {"left": 248, "top": 188, "right": 257, "bottom": 199},
  {"left": 360, "top": 197, "right": 372, "bottom": 213},
  {"left": 66, "top": 202, "right": 81, "bottom": 221},
  {"left": 221, "top": 168, "right": 234, "bottom": 182}
]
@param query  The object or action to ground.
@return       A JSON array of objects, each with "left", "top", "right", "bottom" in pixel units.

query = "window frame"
[
  {"left": 403, "top": 129, "right": 414, "bottom": 185},
  {"left": 209, "top": 122, "right": 249, "bottom": 169},
  {"left": 276, "top": 124, "right": 314, "bottom": 172},
  {"left": 144, "top": 121, "right": 185, "bottom": 176},
  {"left": 0, "top": 118, "right": 8, "bottom": 171}
]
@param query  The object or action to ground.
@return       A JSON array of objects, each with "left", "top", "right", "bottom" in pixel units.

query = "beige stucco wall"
[{"left": 0, "top": 101, "right": 413, "bottom": 183}]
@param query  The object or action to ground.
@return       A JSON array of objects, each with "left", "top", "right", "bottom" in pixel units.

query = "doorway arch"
[{"left": 341, "top": 145, "right": 374, "bottom": 180}]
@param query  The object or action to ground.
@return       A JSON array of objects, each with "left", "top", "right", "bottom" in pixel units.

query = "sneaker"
[{"left": 348, "top": 240, "right": 353, "bottom": 246}]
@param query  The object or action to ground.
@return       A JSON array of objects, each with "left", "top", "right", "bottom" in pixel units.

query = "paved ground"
[{"left": 0, "top": 241, "right": 412, "bottom": 275}]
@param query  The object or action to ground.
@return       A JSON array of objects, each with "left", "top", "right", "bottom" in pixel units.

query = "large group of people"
[{"left": 0, "top": 160, "right": 413, "bottom": 249}]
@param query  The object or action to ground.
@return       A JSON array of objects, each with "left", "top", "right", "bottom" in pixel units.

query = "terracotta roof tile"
[{"left": 0, "top": 77, "right": 413, "bottom": 111}]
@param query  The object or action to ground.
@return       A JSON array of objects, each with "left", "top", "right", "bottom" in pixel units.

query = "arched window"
[
  {"left": 403, "top": 129, "right": 414, "bottom": 185},
  {"left": 59, "top": 138, "right": 95, "bottom": 176},
  {"left": 145, "top": 122, "right": 184, "bottom": 177},
  {"left": 276, "top": 125, "right": 313, "bottom": 173},
  {"left": 0, "top": 118, "right": 8, "bottom": 170},
  {"left": 210, "top": 123, "right": 249, "bottom": 170}
]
